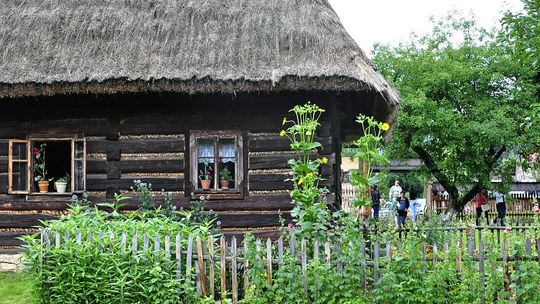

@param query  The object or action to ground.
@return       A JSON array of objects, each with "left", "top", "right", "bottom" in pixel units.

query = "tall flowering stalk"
[
  {"left": 280, "top": 102, "right": 329, "bottom": 240},
  {"left": 349, "top": 114, "right": 390, "bottom": 208}
]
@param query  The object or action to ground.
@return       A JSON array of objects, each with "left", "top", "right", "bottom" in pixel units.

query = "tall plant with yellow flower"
[
  {"left": 280, "top": 102, "right": 330, "bottom": 240},
  {"left": 349, "top": 114, "right": 390, "bottom": 210}
]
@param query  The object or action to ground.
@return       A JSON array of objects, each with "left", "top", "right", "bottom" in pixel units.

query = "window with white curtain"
[{"left": 189, "top": 131, "right": 244, "bottom": 198}]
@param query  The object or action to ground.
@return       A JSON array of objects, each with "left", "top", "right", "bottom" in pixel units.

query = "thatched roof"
[{"left": 0, "top": 0, "right": 399, "bottom": 106}]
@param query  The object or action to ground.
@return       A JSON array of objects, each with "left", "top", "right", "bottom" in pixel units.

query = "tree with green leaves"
[
  {"left": 372, "top": 14, "right": 537, "bottom": 214},
  {"left": 502, "top": 0, "right": 540, "bottom": 169}
]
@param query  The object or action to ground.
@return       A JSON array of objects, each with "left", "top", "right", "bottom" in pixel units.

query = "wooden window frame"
[
  {"left": 8, "top": 139, "right": 31, "bottom": 194},
  {"left": 189, "top": 131, "right": 244, "bottom": 199},
  {"left": 8, "top": 137, "right": 86, "bottom": 195}
]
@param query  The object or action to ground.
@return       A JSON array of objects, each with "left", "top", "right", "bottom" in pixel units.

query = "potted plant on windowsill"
[
  {"left": 219, "top": 167, "right": 232, "bottom": 190},
  {"left": 199, "top": 162, "right": 212, "bottom": 190},
  {"left": 33, "top": 143, "right": 51, "bottom": 193},
  {"left": 54, "top": 174, "right": 69, "bottom": 194}
]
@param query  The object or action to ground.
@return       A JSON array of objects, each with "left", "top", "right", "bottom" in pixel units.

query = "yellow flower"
[
  {"left": 279, "top": 130, "right": 286, "bottom": 137},
  {"left": 305, "top": 131, "right": 312, "bottom": 136},
  {"left": 306, "top": 172, "right": 313, "bottom": 178},
  {"left": 321, "top": 157, "right": 328, "bottom": 164},
  {"left": 298, "top": 178, "right": 304, "bottom": 185},
  {"left": 318, "top": 108, "right": 326, "bottom": 113},
  {"left": 381, "top": 123, "right": 390, "bottom": 131},
  {"left": 282, "top": 117, "right": 287, "bottom": 125}
]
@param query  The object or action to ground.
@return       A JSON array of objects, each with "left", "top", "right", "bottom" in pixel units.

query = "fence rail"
[{"left": 39, "top": 226, "right": 540, "bottom": 302}]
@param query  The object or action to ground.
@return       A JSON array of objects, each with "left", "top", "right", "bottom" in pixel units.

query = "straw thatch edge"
[{"left": 0, "top": 75, "right": 399, "bottom": 105}]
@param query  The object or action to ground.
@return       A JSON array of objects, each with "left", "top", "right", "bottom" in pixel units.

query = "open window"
[
  {"left": 8, "top": 140, "right": 31, "bottom": 194},
  {"left": 189, "top": 131, "right": 244, "bottom": 198},
  {"left": 8, "top": 137, "right": 86, "bottom": 194}
]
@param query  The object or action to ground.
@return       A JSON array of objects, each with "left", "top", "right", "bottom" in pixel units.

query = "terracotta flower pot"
[
  {"left": 220, "top": 180, "right": 229, "bottom": 189},
  {"left": 38, "top": 181, "right": 49, "bottom": 193},
  {"left": 200, "top": 180, "right": 211, "bottom": 190}
]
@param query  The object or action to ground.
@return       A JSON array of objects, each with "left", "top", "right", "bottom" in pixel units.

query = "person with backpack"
[
  {"left": 396, "top": 191, "right": 410, "bottom": 229},
  {"left": 371, "top": 185, "right": 381, "bottom": 220}
]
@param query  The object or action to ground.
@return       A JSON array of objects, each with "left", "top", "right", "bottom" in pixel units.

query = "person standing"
[
  {"left": 371, "top": 185, "right": 381, "bottom": 220},
  {"left": 388, "top": 180, "right": 402, "bottom": 209},
  {"left": 396, "top": 191, "right": 410, "bottom": 229},
  {"left": 474, "top": 189, "right": 489, "bottom": 226},
  {"left": 494, "top": 191, "right": 506, "bottom": 226},
  {"left": 409, "top": 186, "right": 419, "bottom": 222}
]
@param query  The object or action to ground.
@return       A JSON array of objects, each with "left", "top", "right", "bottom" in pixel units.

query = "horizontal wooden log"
[
  {"left": 249, "top": 153, "right": 335, "bottom": 170},
  {"left": 87, "top": 177, "right": 184, "bottom": 191},
  {"left": 87, "top": 159, "right": 185, "bottom": 174},
  {"left": 249, "top": 173, "right": 292, "bottom": 191},
  {"left": 217, "top": 212, "right": 292, "bottom": 228},
  {"left": 0, "top": 213, "right": 57, "bottom": 228},
  {"left": 87, "top": 138, "right": 185, "bottom": 154},
  {"left": 248, "top": 135, "right": 332, "bottom": 153},
  {"left": 0, "top": 211, "right": 289, "bottom": 230},
  {"left": 0, "top": 194, "right": 293, "bottom": 212},
  {"left": 0, "top": 232, "right": 28, "bottom": 246},
  {"left": 0, "top": 174, "right": 7, "bottom": 194}
]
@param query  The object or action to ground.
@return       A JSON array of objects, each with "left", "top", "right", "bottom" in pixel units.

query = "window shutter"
[
  {"left": 72, "top": 138, "right": 86, "bottom": 192},
  {"left": 8, "top": 140, "right": 31, "bottom": 194}
]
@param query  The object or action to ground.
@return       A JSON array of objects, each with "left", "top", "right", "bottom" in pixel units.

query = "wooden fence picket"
[
  {"left": 314, "top": 240, "right": 320, "bottom": 260},
  {"left": 186, "top": 235, "right": 193, "bottom": 279},
  {"left": 360, "top": 242, "right": 367, "bottom": 290},
  {"left": 478, "top": 231, "right": 485, "bottom": 297},
  {"left": 324, "top": 242, "right": 331, "bottom": 265},
  {"left": 266, "top": 238, "right": 273, "bottom": 285},
  {"left": 277, "top": 237, "right": 284, "bottom": 266},
  {"left": 132, "top": 233, "right": 138, "bottom": 256},
  {"left": 55, "top": 232, "right": 60, "bottom": 248},
  {"left": 196, "top": 237, "right": 207, "bottom": 297},
  {"left": 243, "top": 238, "right": 249, "bottom": 296},
  {"left": 231, "top": 236, "right": 238, "bottom": 304},
  {"left": 208, "top": 236, "right": 215, "bottom": 300},
  {"left": 175, "top": 234, "right": 182, "bottom": 280},
  {"left": 165, "top": 235, "right": 171, "bottom": 258},
  {"left": 301, "top": 238, "right": 307, "bottom": 294},
  {"left": 373, "top": 242, "right": 380, "bottom": 287},
  {"left": 121, "top": 233, "right": 127, "bottom": 253},
  {"left": 143, "top": 233, "right": 149, "bottom": 252},
  {"left": 220, "top": 236, "right": 227, "bottom": 298}
]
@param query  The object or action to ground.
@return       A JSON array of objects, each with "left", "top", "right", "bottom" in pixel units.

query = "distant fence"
[
  {"left": 39, "top": 226, "right": 540, "bottom": 302},
  {"left": 430, "top": 193, "right": 539, "bottom": 218}
]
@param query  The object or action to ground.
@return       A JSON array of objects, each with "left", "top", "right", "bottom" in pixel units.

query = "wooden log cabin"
[{"left": 0, "top": 0, "right": 399, "bottom": 250}]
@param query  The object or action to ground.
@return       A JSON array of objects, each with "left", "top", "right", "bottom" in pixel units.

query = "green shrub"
[{"left": 22, "top": 192, "right": 216, "bottom": 304}]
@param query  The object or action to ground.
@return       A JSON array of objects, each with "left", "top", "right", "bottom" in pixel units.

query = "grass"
[{"left": 0, "top": 271, "right": 36, "bottom": 304}]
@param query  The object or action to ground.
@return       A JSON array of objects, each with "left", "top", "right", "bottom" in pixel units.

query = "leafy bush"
[{"left": 22, "top": 191, "right": 216, "bottom": 304}]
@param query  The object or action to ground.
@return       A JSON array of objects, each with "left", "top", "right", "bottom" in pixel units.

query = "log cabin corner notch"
[{"left": 0, "top": 0, "right": 400, "bottom": 244}]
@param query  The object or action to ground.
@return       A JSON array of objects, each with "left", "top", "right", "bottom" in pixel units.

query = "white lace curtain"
[{"left": 198, "top": 139, "right": 235, "bottom": 163}]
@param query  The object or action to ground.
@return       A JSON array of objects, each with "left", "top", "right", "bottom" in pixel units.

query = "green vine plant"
[
  {"left": 280, "top": 102, "right": 330, "bottom": 241},
  {"left": 348, "top": 114, "right": 390, "bottom": 210}
]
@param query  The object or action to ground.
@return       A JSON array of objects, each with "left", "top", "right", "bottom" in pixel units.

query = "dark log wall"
[{"left": 0, "top": 92, "right": 343, "bottom": 250}]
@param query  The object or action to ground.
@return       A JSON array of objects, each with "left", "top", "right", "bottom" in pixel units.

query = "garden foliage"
[{"left": 22, "top": 186, "right": 216, "bottom": 304}]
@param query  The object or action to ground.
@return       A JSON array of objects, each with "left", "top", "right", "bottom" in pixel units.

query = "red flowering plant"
[{"left": 33, "top": 143, "right": 51, "bottom": 182}]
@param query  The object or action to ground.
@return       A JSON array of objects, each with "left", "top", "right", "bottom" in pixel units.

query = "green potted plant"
[
  {"left": 33, "top": 143, "right": 51, "bottom": 193},
  {"left": 54, "top": 174, "right": 69, "bottom": 193},
  {"left": 199, "top": 162, "right": 212, "bottom": 190},
  {"left": 219, "top": 167, "right": 233, "bottom": 189}
]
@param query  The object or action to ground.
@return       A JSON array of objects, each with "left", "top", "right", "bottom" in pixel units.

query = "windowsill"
[
  {"left": 26, "top": 192, "right": 79, "bottom": 201},
  {"left": 193, "top": 190, "right": 243, "bottom": 200}
]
